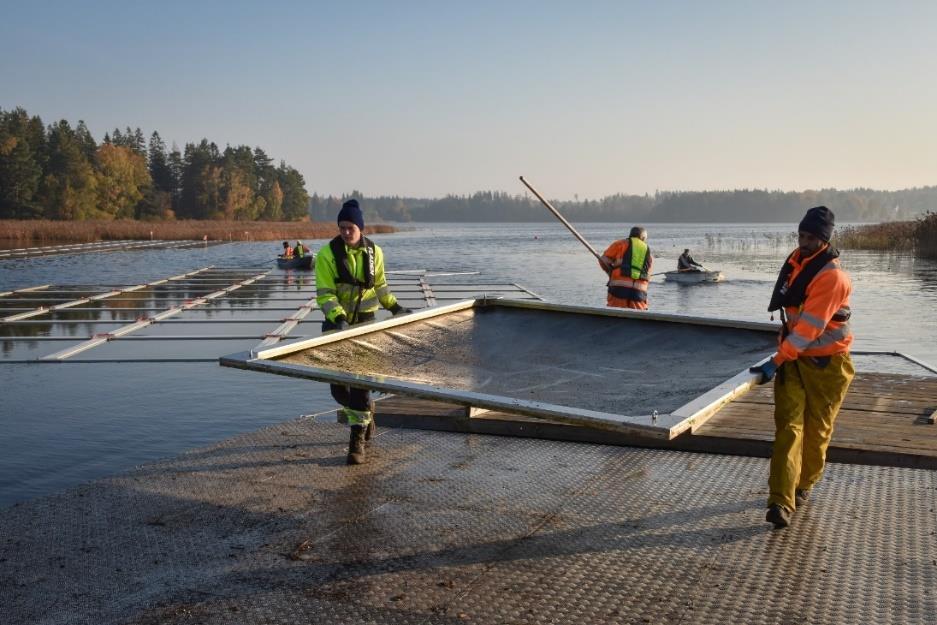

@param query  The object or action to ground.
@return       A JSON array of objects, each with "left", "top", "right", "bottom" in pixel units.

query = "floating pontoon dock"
[
  {"left": 0, "top": 239, "right": 227, "bottom": 260},
  {"left": 1, "top": 420, "right": 935, "bottom": 625},
  {"left": 1, "top": 267, "right": 537, "bottom": 362}
]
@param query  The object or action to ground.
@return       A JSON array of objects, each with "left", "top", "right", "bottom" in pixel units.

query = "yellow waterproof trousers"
[{"left": 768, "top": 352, "right": 854, "bottom": 511}]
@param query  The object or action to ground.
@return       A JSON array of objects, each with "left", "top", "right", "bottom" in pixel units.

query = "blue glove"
[
  {"left": 333, "top": 316, "right": 349, "bottom": 331},
  {"left": 749, "top": 360, "right": 778, "bottom": 385},
  {"left": 389, "top": 303, "right": 412, "bottom": 316}
]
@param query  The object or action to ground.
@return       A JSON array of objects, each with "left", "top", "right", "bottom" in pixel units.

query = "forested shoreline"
[
  {"left": 312, "top": 188, "right": 937, "bottom": 225},
  {"left": 3, "top": 107, "right": 937, "bottom": 228},
  {"left": 0, "top": 107, "right": 309, "bottom": 222}
]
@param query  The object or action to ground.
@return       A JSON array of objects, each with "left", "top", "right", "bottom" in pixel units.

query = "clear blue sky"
[{"left": 2, "top": 1, "right": 935, "bottom": 199}]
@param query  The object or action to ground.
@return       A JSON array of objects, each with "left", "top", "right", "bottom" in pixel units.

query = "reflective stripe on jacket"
[
  {"left": 315, "top": 239, "right": 397, "bottom": 323},
  {"left": 601, "top": 237, "right": 653, "bottom": 303},
  {"left": 774, "top": 245, "right": 853, "bottom": 364}
]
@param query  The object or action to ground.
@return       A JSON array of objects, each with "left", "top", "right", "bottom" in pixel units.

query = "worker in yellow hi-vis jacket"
[{"left": 315, "top": 199, "right": 411, "bottom": 464}]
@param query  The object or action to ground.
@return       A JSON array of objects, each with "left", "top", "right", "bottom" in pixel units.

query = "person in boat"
[
  {"left": 315, "top": 199, "right": 412, "bottom": 465},
  {"left": 280, "top": 241, "right": 294, "bottom": 259},
  {"left": 293, "top": 241, "right": 310, "bottom": 258},
  {"left": 599, "top": 226, "right": 653, "bottom": 310},
  {"left": 677, "top": 249, "right": 704, "bottom": 272},
  {"left": 749, "top": 206, "right": 854, "bottom": 530}
]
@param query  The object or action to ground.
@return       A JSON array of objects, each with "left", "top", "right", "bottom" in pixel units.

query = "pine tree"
[
  {"left": 0, "top": 108, "right": 45, "bottom": 218},
  {"left": 75, "top": 120, "right": 97, "bottom": 160},
  {"left": 179, "top": 139, "right": 222, "bottom": 219},
  {"left": 278, "top": 163, "right": 310, "bottom": 220},
  {"left": 132, "top": 127, "right": 146, "bottom": 155},
  {"left": 147, "top": 131, "right": 174, "bottom": 194},
  {"left": 40, "top": 120, "right": 99, "bottom": 219},
  {"left": 168, "top": 144, "right": 183, "bottom": 211}
]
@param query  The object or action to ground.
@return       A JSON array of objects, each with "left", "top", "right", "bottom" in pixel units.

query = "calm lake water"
[{"left": 2, "top": 222, "right": 936, "bottom": 507}]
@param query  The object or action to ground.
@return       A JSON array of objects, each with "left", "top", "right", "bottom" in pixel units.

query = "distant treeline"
[
  {"left": 310, "top": 188, "right": 937, "bottom": 224},
  {"left": 0, "top": 107, "right": 309, "bottom": 222},
  {"left": 6, "top": 107, "right": 937, "bottom": 226}
]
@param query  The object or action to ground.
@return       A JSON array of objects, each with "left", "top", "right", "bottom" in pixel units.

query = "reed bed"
[
  {"left": 704, "top": 231, "right": 797, "bottom": 250},
  {"left": 836, "top": 219, "right": 923, "bottom": 254},
  {"left": 915, "top": 213, "right": 937, "bottom": 258},
  {"left": 0, "top": 220, "right": 396, "bottom": 244}
]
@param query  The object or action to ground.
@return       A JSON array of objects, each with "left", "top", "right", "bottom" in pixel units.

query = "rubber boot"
[
  {"left": 795, "top": 489, "right": 809, "bottom": 508},
  {"left": 766, "top": 504, "right": 791, "bottom": 529},
  {"left": 347, "top": 425, "right": 367, "bottom": 465}
]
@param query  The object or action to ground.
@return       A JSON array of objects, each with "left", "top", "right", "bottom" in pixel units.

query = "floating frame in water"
[{"left": 221, "top": 298, "right": 780, "bottom": 439}]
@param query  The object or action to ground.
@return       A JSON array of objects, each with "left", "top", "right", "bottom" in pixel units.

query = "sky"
[{"left": 2, "top": 1, "right": 935, "bottom": 200}]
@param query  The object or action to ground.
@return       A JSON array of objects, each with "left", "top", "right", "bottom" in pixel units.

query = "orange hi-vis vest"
[
  {"left": 601, "top": 237, "right": 652, "bottom": 304},
  {"left": 770, "top": 244, "right": 853, "bottom": 365}
]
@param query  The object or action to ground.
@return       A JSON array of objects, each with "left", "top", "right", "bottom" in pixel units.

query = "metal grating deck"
[{"left": 1, "top": 422, "right": 934, "bottom": 625}]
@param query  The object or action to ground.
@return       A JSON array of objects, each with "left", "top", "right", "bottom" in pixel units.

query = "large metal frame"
[{"left": 220, "top": 298, "right": 780, "bottom": 439}]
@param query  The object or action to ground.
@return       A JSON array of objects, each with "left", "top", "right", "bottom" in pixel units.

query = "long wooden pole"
[{"left": 519, "top": 176, "right": 602, "bottom": 261}]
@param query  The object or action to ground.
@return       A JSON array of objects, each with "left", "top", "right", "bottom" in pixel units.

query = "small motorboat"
[
  {"left": 664, "top": 270, "right": 724, "bottom": 284},
  {"left": 276, "top": 255, "right": 313, "bottom": 270}
]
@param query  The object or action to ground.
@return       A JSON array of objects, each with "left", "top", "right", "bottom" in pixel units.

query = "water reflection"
[
  {"left": 0, "top": 274, "right": 294, "bottom": 353},
  {"left": 912, "top": 258, "right": 937, "bottom": 292}
]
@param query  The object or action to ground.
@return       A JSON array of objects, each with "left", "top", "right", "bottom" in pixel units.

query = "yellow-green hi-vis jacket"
[{"left": 315, "top": 236, "right": 398, "bottom": 323}]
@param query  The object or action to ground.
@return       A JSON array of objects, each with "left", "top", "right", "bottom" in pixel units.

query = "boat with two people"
[
  {"left": 276, "top": 255, "right": 313, "bottom": 270},
  {"left": 277, "top": 240, "right": 313, "bottom": 270}
]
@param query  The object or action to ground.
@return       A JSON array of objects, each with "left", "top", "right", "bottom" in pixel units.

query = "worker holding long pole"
[{"left": 520, "top": 176, "right": 654, "bottom": 310}]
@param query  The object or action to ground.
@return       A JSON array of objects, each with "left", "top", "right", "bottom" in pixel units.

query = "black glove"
[
  {"left": 389, "top": 303, "right": 412, "bottom": 316},
  {"left": 333, "top": 315, "right": 349, "bottom": 331},
  {"left": 749, "top": 360, "right": 778, "bottom": 385}
]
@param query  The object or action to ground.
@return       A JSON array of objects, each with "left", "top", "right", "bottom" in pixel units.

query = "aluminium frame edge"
[{"left": 219, "top": 353, "right": 673, "bottom": 439}]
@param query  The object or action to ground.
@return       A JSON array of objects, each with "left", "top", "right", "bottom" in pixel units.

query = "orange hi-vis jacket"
[
  {"left": 600, "top": 237, "right": 652, "bottom": 307},
  {"left": 770, "top": 244, "right": 853, "bottom": 366}
]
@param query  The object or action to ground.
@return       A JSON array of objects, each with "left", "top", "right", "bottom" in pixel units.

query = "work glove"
[
  {"left": 749, "top": 359, "right": 778, "bottom": 385},
  {"left": 333, "top": 315, "right": 349, "bottom": 331},
  {"left": 389, "top": 303, "right": 412, "bottom": 316}
]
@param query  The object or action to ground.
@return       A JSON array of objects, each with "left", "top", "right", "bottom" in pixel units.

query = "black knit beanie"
[
  {"left": 337, "top": 199, "right": 364, "bottom": 230},
  {"left": 798, "top": 206, "right": 835, "bottom": 242}
]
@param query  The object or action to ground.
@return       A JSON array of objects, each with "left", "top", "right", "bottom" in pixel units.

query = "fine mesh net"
[{"left": 278, "top": 306, "right": 778, "bottom": 416}]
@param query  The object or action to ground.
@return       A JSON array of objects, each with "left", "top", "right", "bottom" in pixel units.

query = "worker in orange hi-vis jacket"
[
  {"left": 598, "top": 226, "right": 653, "bottom": 310},
  {"left": 750, "top": 206, "right": 854, "bottom": 530}
]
